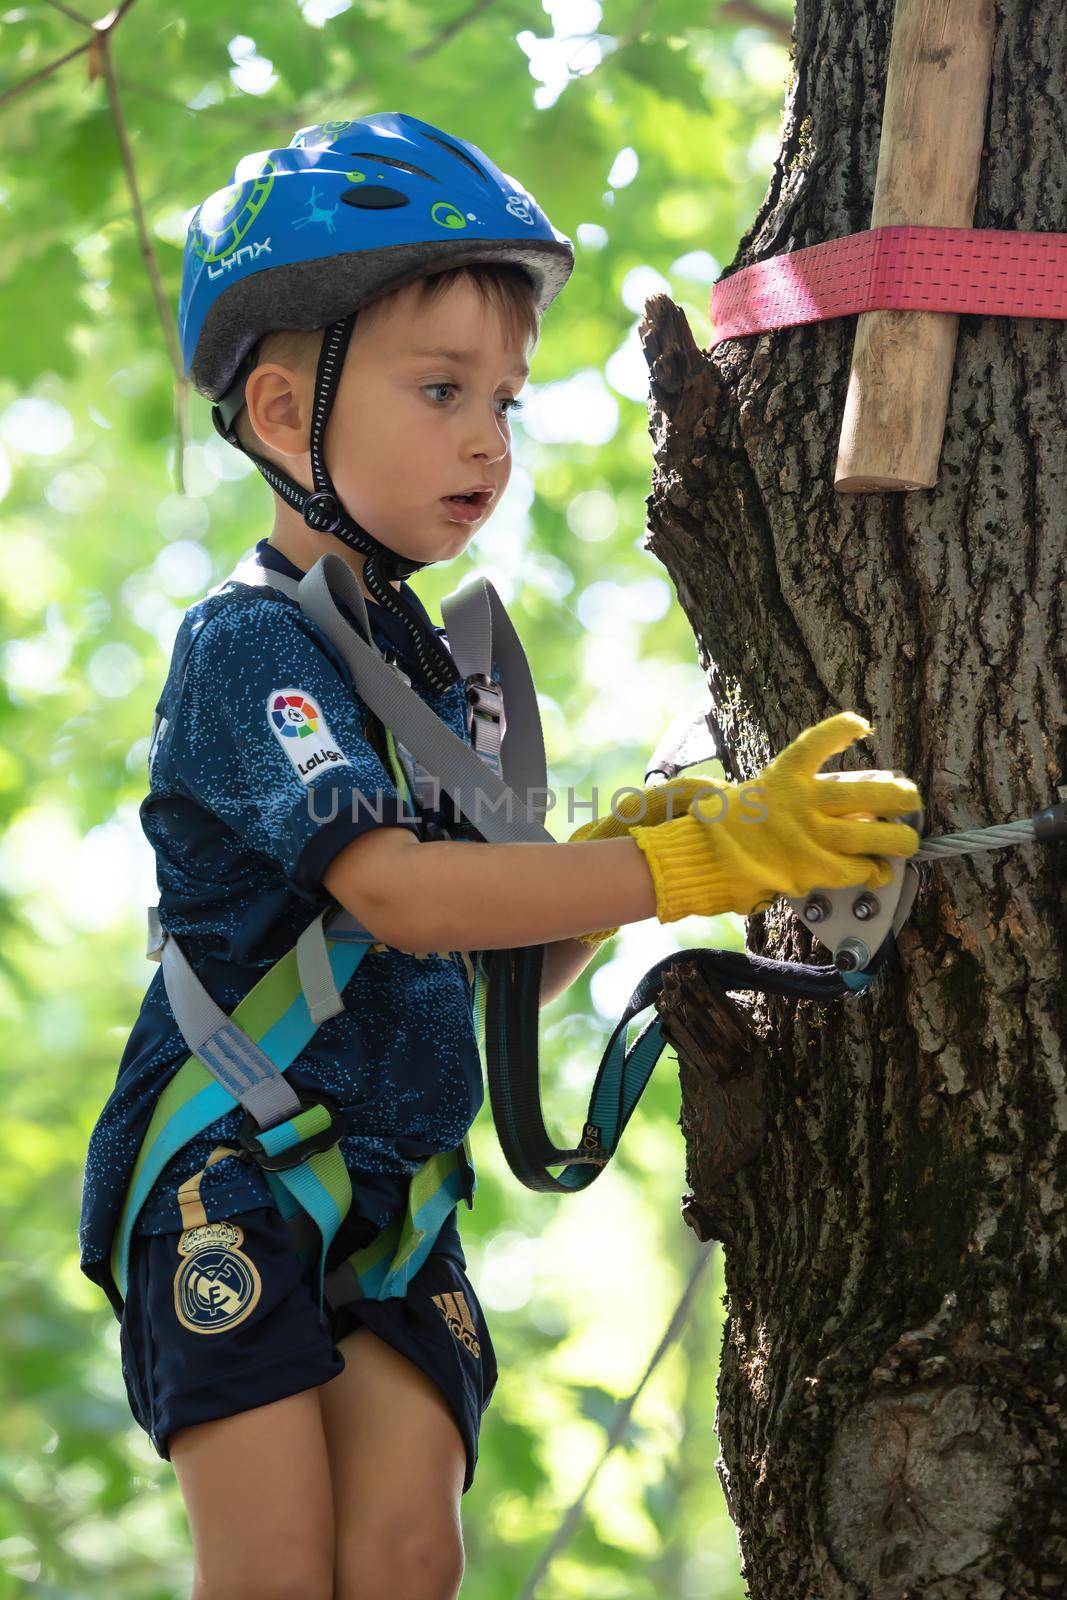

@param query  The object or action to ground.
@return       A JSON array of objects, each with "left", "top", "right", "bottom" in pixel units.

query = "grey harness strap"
[
  {"left": 143, "top": 553, "right": 374, "bottom": 1139},
  {"left": 296, "top": 554, "right": 554, "bottom": 844},
  {"left": 441, "top": 575, "right": 548, "bottom": 807},
  {"left": 229, "top": 551, "right": 551, "bottom": 832},
  {"left": 225, "top": 552, "right": 302, "bottom": 602},
  {"left": 146, "top": 902, "right": 311, "bottom": 1128},
  {"left": 295, "top": 911, "right": 348, "bottom": 1026}
]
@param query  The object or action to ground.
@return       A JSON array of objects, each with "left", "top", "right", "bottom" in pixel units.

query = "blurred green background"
[{"left": 0, "top": 1, "right": 793, "bottom": 1593}]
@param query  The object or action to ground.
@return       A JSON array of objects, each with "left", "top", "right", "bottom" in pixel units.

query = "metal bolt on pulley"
[
  {"left": 835, "top": 938, "right": 872, "bottom": 974},
  {"left": 802, "top": 895, "right": 833, "bottom": 924},
  {"left": 851, "top": 893, "right": 880, "bottom": 921}
]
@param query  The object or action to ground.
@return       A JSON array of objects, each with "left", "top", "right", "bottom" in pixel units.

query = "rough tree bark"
[{"left": 638, "top": 3, "right": 1067, "bottom": 1596}]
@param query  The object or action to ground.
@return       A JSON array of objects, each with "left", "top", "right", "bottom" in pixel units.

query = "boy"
[{"left": 79, "top": 112, "right": 922, "bottom": 1599}]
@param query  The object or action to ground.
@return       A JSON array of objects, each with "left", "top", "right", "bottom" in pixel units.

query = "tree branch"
[
  {"left": 0, "top": 0, "right": 142, "bottom": 110},
  {"left": 43, "top": 0, "right": 94, "bottom": 26},
  {"left": 3, "top": 0, "right": 187, "bottom": 485},
  {"left": 518, "top": 1242, "right": 717, "bottom": 1600},
  {"left": 94, "top": 28, "right": 188, "bottom": 488},
  {"left": 0, "top": 39, "right": 91, "bottom": 110},
  {"left": 720, "top": 0, "right": 793, "bottom": 45},
  {"left": 407, "top": 0, "right": 498, "bottom": 63},
  {"left": 95, "top": 0, "right": 140, "bottom": 32}
]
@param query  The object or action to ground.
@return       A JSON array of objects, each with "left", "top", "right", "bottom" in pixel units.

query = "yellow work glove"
[
  {"left": 568, "top": 776, "right": 718, "bottom": 946},
  {"left": 630, "top": 711, "right": 923, "bottom": 922},
  {"left": 568, "top": 775, "right": 718, "bottom": 844}
]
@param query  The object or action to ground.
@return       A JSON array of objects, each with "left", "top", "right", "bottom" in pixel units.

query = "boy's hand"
[
  {"left": 630, "top": 712, "right": 923, "bottom": 922},
  {"left": 568, "top": 775, "right": 717, "bottom": 844},
  {"left": 568, "top": 775, "right": 717, "bottom": 944}
]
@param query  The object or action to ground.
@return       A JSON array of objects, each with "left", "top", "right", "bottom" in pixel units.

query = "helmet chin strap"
[{"left": 213, "top": 313, "right": 461, "bottom": 695}]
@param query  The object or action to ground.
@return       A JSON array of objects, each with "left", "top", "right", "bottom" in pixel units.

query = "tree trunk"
[{"left": 639, "top": 2, "right": 1067, "bottom": 1595}]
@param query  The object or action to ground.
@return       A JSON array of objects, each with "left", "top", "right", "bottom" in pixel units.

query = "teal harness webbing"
[
  {"left": 478, "top": 936, "right": 890, "bottom": 1194},
  {"left": 111, "top": 927, "right": 362, "bottom": 1309},
  {"left": 111, "top": 906, "right": 472, "bottom": 1315}
]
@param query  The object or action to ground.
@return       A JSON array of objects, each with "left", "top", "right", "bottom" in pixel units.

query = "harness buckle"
[
  {"left": 465, "top": 673, "right": 504, "bottom": 725},
  {"left": 237, "top": 1092, "right": 347, "bottom": 1173}
]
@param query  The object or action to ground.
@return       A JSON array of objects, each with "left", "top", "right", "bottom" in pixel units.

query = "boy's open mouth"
[{"left": 441, "top": 489, "right": 492, "bottom": 520}]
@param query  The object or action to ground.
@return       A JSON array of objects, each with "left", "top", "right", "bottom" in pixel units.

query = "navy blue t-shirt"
[{"left": 79, "top": 539, "right": 487, "bottom": 1308}]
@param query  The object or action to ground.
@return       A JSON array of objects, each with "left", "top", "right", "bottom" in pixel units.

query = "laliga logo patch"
[
  {"left": 173, "top": 1221, "right": 262, "bottom": 1335},
  {"left": 267, "top": 688, "right": 352, "bottom": 784}
]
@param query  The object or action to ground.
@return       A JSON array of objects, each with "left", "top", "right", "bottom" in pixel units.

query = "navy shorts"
[{"left": 118, "top": 1203, "right": 497, "bottom": 1494}]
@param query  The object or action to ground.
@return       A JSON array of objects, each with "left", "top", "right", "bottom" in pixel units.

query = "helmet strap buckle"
[{"left": 303, "top": 490, "right": 342, "bottom": 533}]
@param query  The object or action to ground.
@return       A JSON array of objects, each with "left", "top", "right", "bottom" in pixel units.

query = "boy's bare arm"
[
  {"left": 322, "top": 827, "right": 657, "bottom": 956},
  {"left": 538, "top": 936, "right": 598, "bottom": 1007}
]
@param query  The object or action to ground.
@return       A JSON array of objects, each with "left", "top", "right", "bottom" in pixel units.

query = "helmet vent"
[
  {"left": 341, "top": 186, "right": 410, "bottom": 210},
  {"left": 421, "top": 132, "right": 492, "bottom": 188},
  {"left": 344, "top": 151, "right": 436, "bottom": 182}
]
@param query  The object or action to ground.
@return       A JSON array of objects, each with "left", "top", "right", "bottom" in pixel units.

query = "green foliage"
[{"left": 0, "top": 1, "right": 792, "bottom": 1593}]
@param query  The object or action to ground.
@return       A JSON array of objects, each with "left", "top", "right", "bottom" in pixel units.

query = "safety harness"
[
  {"left": 110, "top": 549, "right": 1067, "bottom": 1315},
  {"left": 109, "top": 552, "right": 498, "bottom": 1316}
]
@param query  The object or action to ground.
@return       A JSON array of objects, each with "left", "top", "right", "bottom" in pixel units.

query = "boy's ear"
[{"left": 243, "top": 362, "right": 314, "bottom": 460}]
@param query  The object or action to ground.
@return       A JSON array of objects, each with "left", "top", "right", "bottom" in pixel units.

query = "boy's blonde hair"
[{"left": 234, "top": 261, "right": 539, "bottom": 457}]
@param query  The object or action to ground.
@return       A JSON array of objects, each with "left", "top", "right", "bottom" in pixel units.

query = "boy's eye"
[{"left": 422, "top": 382, "right": 524, "bottom": 418}]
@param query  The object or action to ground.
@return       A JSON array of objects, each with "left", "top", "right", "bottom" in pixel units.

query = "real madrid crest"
[{"left": 173, "top": 1221, "right": 262, "bottom": 1335}]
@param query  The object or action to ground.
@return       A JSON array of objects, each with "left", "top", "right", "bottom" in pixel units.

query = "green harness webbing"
[
  {"left": 109, "top": 915, "right": 475, "bottom": 1312},
  {"left": 110, "top": 711, "right": 477, "bottom": 1316}
]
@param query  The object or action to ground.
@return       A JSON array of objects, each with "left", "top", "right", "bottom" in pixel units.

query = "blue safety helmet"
[
  {"left": 178, "top": 110, "right": 573, "bottom": 404},
  {"left": 176, "top": 112, "right": 574, "bottom": 692}
]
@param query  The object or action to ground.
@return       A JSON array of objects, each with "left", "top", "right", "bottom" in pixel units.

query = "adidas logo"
[{"left": 431, "top": 1289, "right": 481, "bottom": 1359}]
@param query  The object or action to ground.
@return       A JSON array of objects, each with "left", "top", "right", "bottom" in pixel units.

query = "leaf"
[
  {"left": 53, "top": 108, "right": 123, "bottom": 221},
  {"left": 0, "top": 243, "right": 84, "bottom": 383},
  {"left": 612, "top": 37, "right": 712, "bottom": 114}
]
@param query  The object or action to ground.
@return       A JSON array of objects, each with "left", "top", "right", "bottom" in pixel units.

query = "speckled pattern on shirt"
[{"left": 79, "top": 539, "right": 490, "bottom": 1312}]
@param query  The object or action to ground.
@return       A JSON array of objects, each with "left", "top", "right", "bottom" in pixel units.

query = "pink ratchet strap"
[{"left": 709, "top": 224, "right": 1067, "bottom": 345}]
